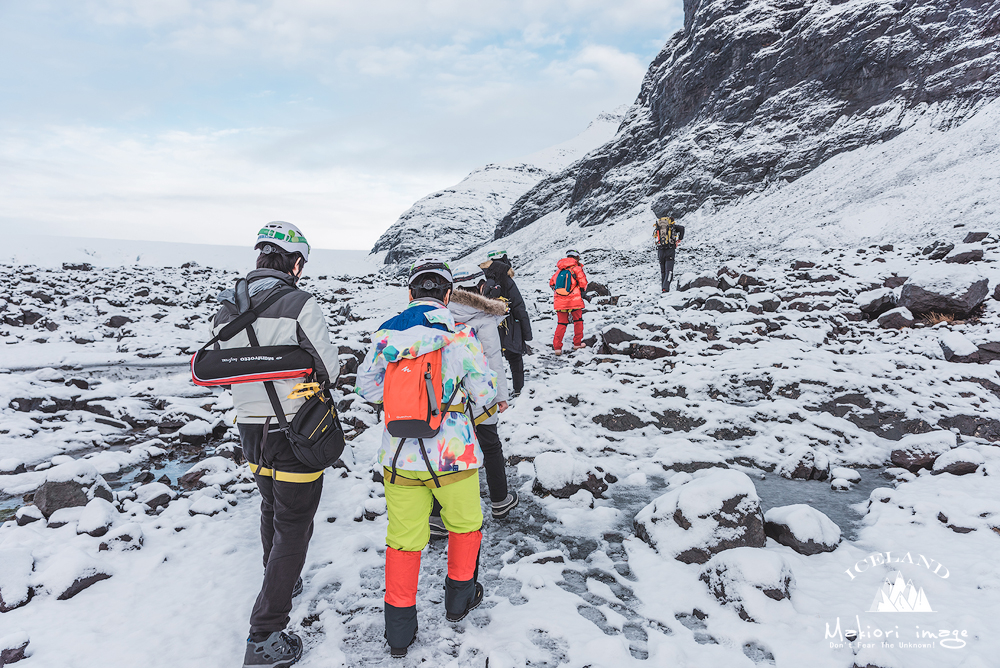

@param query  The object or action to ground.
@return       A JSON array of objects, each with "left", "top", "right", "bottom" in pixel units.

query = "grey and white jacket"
[
  {"left": 212, "top": 269, "right": 339, "bottom": 424},
  {"left": 448, "top": 289, "right": 509, "bottom": 425}
]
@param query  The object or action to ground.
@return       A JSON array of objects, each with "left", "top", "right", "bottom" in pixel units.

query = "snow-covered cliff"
[{"left": 369, "top": 108, "right": 626, "bottom": 265}]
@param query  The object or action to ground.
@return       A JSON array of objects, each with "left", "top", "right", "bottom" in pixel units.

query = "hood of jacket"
[
  {"left": 556, "top": 257, "right": 581, "bottom": 270},
  {"left": 216, "top": 268, "right": 298, "bottom": 306},
  {"left": 449, "top": 289, "right": 508, "bottom": 317},
  {"left": 480, "top": 259, "right": 516, "bottom": 279},
  {"left": 371, "top": 300, "right": 458, "bottom": 363}
]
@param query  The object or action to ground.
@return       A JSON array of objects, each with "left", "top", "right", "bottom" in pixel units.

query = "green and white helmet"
[
  {"left": 452, "top": 264, "right": 486, "bottom": 289},
  {"left": 486, "top": 249, "right": 508, "bottom": 260},
  {"left": 256, "top": 221, "right": 310, "bottom": 262}
]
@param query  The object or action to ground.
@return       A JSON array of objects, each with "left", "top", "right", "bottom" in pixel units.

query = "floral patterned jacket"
[{"left": 356, "top": 299, "right": 498, "bottom": 473}]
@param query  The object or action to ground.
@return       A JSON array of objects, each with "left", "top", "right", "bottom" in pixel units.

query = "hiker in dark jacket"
[
  {"left": 480, "top": 250, "right": 532, "bottom": 397},
  {"left": 653, "top": 215, "right": 685, "bottom": 292},
  {"left": 212, "top": 222, "right": 339, "bottom": 668}
]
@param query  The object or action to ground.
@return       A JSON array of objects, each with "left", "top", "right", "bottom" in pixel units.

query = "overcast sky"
[{"left": 0, "top": 0, "right": 683, "bottom": 250}]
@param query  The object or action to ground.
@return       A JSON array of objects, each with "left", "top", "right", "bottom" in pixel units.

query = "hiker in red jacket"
[{"left": 549, "top": 250, "right": 589, "bottom": 355}]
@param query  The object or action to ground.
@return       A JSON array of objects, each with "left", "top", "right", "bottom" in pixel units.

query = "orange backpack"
[{"left": 384, "top": 348, "right": 459, "bottom": 439}]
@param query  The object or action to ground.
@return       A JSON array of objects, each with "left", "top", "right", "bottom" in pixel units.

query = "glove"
[{"left": 582, "top": 290, "right": 592, "bottom": 302}]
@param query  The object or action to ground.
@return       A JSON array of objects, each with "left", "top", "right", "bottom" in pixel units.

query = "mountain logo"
[
  {"left": 868, "top": 571, "right": 933, "bottom": 612},
  {"left": 400, "top": 367, "right": 412, "bottom": 373}
]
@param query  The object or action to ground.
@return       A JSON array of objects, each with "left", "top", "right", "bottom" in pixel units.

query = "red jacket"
[{"left": 549, "top": 258, "right": 588, "bottom": 311}]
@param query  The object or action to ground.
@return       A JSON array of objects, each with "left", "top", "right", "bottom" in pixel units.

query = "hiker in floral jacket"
[{"left": 355, "top": 258, "right": 497, "bottom": 658}]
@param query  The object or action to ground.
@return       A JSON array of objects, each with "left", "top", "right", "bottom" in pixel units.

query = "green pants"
[{"left": 384, "top": 469, "right": 483, "bottom": 552}]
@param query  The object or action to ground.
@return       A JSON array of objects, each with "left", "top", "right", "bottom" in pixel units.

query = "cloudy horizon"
[{"left": 0, "top": 0, "right": 683, "bottom": 250}]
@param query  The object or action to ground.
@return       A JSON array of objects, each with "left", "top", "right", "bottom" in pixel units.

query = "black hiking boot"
[
  {"left": 243, "top": 631, "right": 302, "bottom": 668},
  {"left": 429, "top": 514, "right": 448, "bottom": 540},
  {"left": 385, "top": 624, "right": 417, "bottom": 658},
  {"left": 446, "top": 582, "right": 484, "bottom": 622},
  {"left": 491, "top": 491, "right": 519, "bottom": 520}
]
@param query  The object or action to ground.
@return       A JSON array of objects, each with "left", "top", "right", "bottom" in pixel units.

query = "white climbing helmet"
[
  {"left": 255, "top": 221, "right": 311, "bottom": 262},
  {"left": 452, "top": 264, "right": 486, "bottom": 289}
]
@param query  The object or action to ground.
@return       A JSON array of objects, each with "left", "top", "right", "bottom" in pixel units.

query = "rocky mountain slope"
[
  {"left": 369, "top": 108, "right": 625, "bottom": 265},
  {"left": 497, "top": 0, "right": 1000, "bottom": 238}
]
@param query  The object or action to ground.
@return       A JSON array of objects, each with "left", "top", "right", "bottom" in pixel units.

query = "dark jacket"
[{"left": 481, "top": 258, "right": 532, "bottom": 355}]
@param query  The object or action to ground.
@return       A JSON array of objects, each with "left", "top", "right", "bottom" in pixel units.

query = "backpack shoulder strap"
[{"left": 203, "top": 286, "right": 296, "bottom": 350}]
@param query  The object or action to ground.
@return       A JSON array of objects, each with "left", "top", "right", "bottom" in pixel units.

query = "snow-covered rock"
[
  {"left": 699, "top": 548, "right": 795, "bottom": 623},
  {"left": 135, "top": 482, "right": 176, "bottom": 510},
  {"left": 14, "top": 506, "right": 43, "bottom": 527},
  {"left": 76, "top": 498, "right": 116, "bottom": 537},
  {"left": 931, "top": 447, "right": 985, "bottom": 476},
  {"left": 940, "top": 330, "right": 980, "bottom": 363},
  {"left": 889, "top": 431, "right": 956, "bottom": 472},
  {"left": 877, "top": 306, "right": 914, "bottom": 330},
  {"left": 830, "top": 467, "right": 861, "bottom": 483},
  {"left": 763, "top": 504, "right": 841, "bottom": 555},
  {"left": 188, "top": 496, "right": 228, "bottom": 517},
  {"left": 898, "top": 266, "right": 989, "bottom": 315},
  {"left": 777, "top": 446, "right": 828, "bottom": 481},
  {"left": 856, "top": 288, "right": 896, "bottom": 317},
  {"left": 531, "top": 452, "right": 608, "bottom": 499},
  {"left": 32, "top": 548, "right": 112, "bottom": 601},
  {"left": 634, "top": 469, "right": 765, "bottom": 564},
  {"left": 0, "top": 632, "right": 30, "bottom": 665},
  {"left": 944, "top": 243, "right": 984, "bottom": 264},
  {"left": 99, "top": 523, "right": 144, "bottom": 552},
  {"left": 178, "top": 456, "right": 238, "bottom": 490},
  {"left": 0, "top": 549, "right": 34, "bottom": 612},
  {"left": 46, "top": 506, "right": 84, "bottom": 529}
]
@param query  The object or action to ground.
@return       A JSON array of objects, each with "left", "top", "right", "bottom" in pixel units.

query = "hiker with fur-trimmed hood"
[
  {"left": 427, "top": 265, "right": 519, "bottom": 539},
  {"left": 480, "top": 250, "right": 532, "bottom": 397}
]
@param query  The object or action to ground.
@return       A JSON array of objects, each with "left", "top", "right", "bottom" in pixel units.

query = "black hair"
[
  {"left": 409, "top": 272, "right": 451, "bottom": 301},
  {"left": 256, "top": 250, "right": 303, "bottom": 274}
]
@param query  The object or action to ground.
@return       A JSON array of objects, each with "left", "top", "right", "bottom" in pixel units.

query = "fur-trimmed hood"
[{"left": 450, "top": 288, "right": 508, "bottom": 316}]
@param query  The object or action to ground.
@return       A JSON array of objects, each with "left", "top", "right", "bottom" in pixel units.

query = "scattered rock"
[
  {"left": 777, "top": 447, "right": 828, "bottom": 481},
  {"left": 931, "top": 447, "right": 984, "bottom": 476},
  {"left": 678, "top": 274, "right": 721, "bottom": 291},
  {"left": 587, "top": 281, "right": 611, "bottom": 297},
  {"left": 47, "top": 507, "right": 84, "bottom": 529},
  {"left": 830, "top": 478, "right": 851, "bottom": 491},
  {"left": 855, "top": 288, "right": 896, "bottom": 318},
  {"left": 791, "top": 261, "right": 814, "bottom": 270},
  {"left": 0, "top": 632, "right": 30, "bottom": 665},
  {"left": 889, "top": 431, "right": 956, "bottom": 472},
  {"left": 830, "top": 467, "right": 861, "bottom": 483},
  {"left": 898, "top": 266, "right": 989, "bottom": 316},
  {"left": 940, "top": 331, "right": 980, "bottom": 363},
  {"left": 76, "top": 498, "right": 116, "bottom": 538},
  {"left": 628, "top": 343, "right": 671, "bottom": 360},
  {"left": 33, "top": 479, "right": 89, "bottom": 518},
  {"left": 592, "top": 409, "right": 648, "bottom": 431},
  {"left": 699, "top": 548, "right": 794, "bottom": 622},
  {"left": 601, "top": 327, "right": 638, "bottom": 346},
  {"left": 532, "top": 452, "right": 609, "bottom": 499},
  {"left": 963, "top": 231, "right": 989, "bottom": 243},
  {"left": 58, "top": 572, "right": 113, "bottom": 600},
  {"left": 944, "top": 245, "right": 984, "bottom": 264},
  {"left": 62, "top": 262, "right": 94, "bottom": 271},
  {"left": 135, "top": 482, "right": 175, "bottom": 510},
  {"left": 634, "top": 469, "right": 766, "bottom": 564},
  {"left": 764, "top": 504, "right": 841, "bottom": 555},
  {"left": 104, "top": 315, "right": 132, "bottom": 329},
  {"left": 0, "top": 549, "right": 33, "bottom": 612},
  {"left": 188, "top": 496, "right": 228, "bottom": 517},
  {"left": 876, "top": 307, "right": 914, "bottom": 329},
  {"left": 14, "top": 506, "right": 43, "bottom": 527},
  {"left": 99, "top": 523, "right": 144, "bottom": 551},
  {"left": 938, "top": 415, "right": 1000, "bottom": 442},
  {"left": 704, "top": 297, "right": 741, "bottom": 313},
  {"left": 921, "top": 241, "right": 954, "bottom": 260},
  {"left": 746, "top": 292, "right": 779, "bottom": 313}
]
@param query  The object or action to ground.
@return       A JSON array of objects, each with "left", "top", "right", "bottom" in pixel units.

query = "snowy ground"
[{"left": 2, "top": 218, "right": 999, "bottom": 667}]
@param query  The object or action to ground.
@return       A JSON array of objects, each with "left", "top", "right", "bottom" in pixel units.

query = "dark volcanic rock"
[
  {"left": 62, "top": 262, "right": 94, "bottom": 271},
  {"left": 593, "top": 409, "right": 648, "bottom": 431},
  {"left": 588, "top": 281, "right": 611, "bottom": 297},
  {"left": 678, "top": 275, "right": 720, "bottom": 291},
  {"left": 57, "top": 572, "right": 112, "bottom": 600},
  {"left": 1, "top": 635, "right": 30, "bottom": 664},
  {"left": 963, "top": 231, "right": 989, "bottom": 243},
  {"left": 922, "top": 241, "right": 955, "bottom": 260},
  {"left": 764, "top": 505, "right": 840, "bottom": 555},
  {"left": 104, "top": 315, "right": 132, "bottom": 329},
  {"left": 495, "top": 0, "right": 1000, "bottom": 237},
  {"left": 877, "top": 307, "right": 914, "bottom": 329},
  {"left": 898, "top": 270, "right": 989, "bottom": 315},
  {"left": 700, "top": 549, "right": 794, "bottom": 622},
  {"left": 945, "top": 248, "right": 984, "bottom": 264},
  {"left": 601, "top": 327, "right": 639, "bottom": 346},
  {"left": 33, "top": 480, "right": 89, "bottom": 518},
  {"left": 629, "top": 343, "right": 672, "bottom": 360},
  {"left": 938, "top": 415, "right": 1000, "bottom": 442}
]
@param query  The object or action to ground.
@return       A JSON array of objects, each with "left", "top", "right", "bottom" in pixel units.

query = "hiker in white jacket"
[{"left": 428, "top": 264, "right": 519, "bottom": 535}]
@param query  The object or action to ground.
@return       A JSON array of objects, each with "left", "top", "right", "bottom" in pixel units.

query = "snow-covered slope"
[
  {"left": 497, "top": 0, "right": 1000, "bottom": 238},
  {"left": 369, "top": 108, "right": 625, "bottom": 265}
]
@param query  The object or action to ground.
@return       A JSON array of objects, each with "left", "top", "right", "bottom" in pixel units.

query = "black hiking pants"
[
  {"left": 658, "top": 246, "right": 676, "bottom": 292},
  {"left": 503, "top": 350, "right": 524, "bottom": 395},
  {"left": 432, "top": 423, "right": 508, "bottom": 515},
  {"left": 240, "top": 424, "right": 324, "bottom": 635}
]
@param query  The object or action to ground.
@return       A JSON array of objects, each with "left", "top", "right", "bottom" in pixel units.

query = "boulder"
[
  {"left": 104, "top": 315, "right": 132, "bottom": 329},
  {"left": 135, "top": 482, "right": 176, "bottom": 510},
  {"left": 764, "top": 505, "right": 841, "bottom": 555},
  {"left": 14, "top": 506, "right": 43, "bottom": 527},
  {"left": 593, "top": 409, "right": 648, "bottom": 431},
  {"left": 0, "top": 632, "right": 29, "bottom": 665},
  {"left": 939, "top": 331, "right": 979, "bottom": 363},
  {"left": 791, "top": 261, "right": 815, "bottom": 270},
  {"left": 634, "top": 469, "right": 766, "bottom": 564},
  {"left": 99, "top": 523, "right": 144, "bottom": 552},
  {"left": 188, "top": 496, "right": 228, "bottom": 517},
  {"left": 47, "top": 507, "right": 84, "bottom": 529},
  {"left": 601, "top": 327, "right": 638, "bottom": 346},
  {"left": 62, "top": 262, "right": 94, "bottom": 271},
  {"left": 830, "top": 478, "right": 851, "bottom": 491},
  {"left": 699, "top": 548, "right": 794, "bottom": 622},
  {"left": 678, "top": 274, "right": 720, "bottom": 291},
  {"left": 0, "top": 549, "right": 33, "bottom": 612},
  {"left": 587, "top": 281, "right": 611, "bottom": 297},
  {"left": 32, "top": 480, "right": 88, "bottom": 518},
  {"left": 898, "top": 266, "right": 988, "bottom": 316},
  {"left": 746, "top": 292, "right": 779, "bottom": 313},
  {"left": 876, "top": 307, "right": 914, "bottom": 329},
  {"left": 978, "top": 341, "right": 1000, "bottom": 363},
  {"left": 33, "top": 548, "right": 112, "bottom": 600},
  {"left": 178, "top": 457, "right": 238, "bottom": 490},
  {"left": 777, "top": 447, "right": 829, "bottom": 481},
  {"left": 628, "top": 343, "right": 671, "bottom": 360},
  {"left": 931, "top": 447, "right": 984, "bottom": 476},
  {"left": 704, "top": 297, "right": 741, "bottom": 313},
  {"left": 921, "top": 241, "right": 954, "bottom": 260},
  {"left": 855, "top": 288, "right": 896, "bottom": 318},
  {"left": 532, "top": 452, "right": 609, "bottom": 499},
  {"left": 76, "top": 498, "right": 116, "bottom": 538},
  {"left": 830, "top": 467, "right": 861, "bottom": 483},
  {"left": 944, "top": 245, "right": 984, "bottom": 264},
  {"left": 889, "top": 431, "right": 956, "bottom": 472},
  {"left": 963, "top": 231, "right": 989, "bottom": 243}
]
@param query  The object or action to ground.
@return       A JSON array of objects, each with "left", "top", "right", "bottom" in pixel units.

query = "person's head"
[
  {"left": 452, "top": 264, "right": 487, "bottom": 294},
  {"left": 407, "top": 257, "right": 453, "bottom": 303},
  {"left": 657, "top": 216, "right": 674, "bottom": 226},
  {"left": 255, "top": 221, "right": 310, "bottom": 279},
  {"left": 566, "top": 249, "right": 581, "bottom": 262},
  {"left": 486, "top": 249, "right": 510, "bottom": 265}
]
